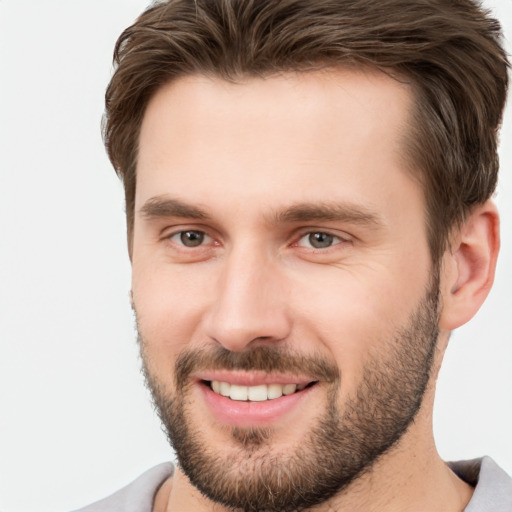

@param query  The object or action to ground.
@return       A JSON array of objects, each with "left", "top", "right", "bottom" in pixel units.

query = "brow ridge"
[
  {"left": 272, "top": 202, "right": 382, "bottom": 227},
  {"left": 140, "top": 196, "right": 210, "bottom": 220},
  {"left": 140, "top": 196, "right": 383, "bottom": 229}
]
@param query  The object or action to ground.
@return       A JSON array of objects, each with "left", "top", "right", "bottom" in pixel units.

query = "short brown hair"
[{"left": 104, "top": 0, "right": 509, "bottom": 261}]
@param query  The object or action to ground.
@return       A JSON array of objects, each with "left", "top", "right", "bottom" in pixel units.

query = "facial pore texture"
[{"left": 138, "top": 271, "right": 440, "bottom": 512}]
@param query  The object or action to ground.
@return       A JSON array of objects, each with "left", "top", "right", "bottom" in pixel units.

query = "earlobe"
[{"left": 439, "top": 201, "right": 500, "bottom": 331}]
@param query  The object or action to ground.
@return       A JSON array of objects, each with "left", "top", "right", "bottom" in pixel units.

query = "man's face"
[{"left": 132, "top": 69, "right": 440, "bottom": 511}]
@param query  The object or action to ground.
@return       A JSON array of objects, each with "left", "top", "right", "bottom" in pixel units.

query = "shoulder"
[
  {"left": 71, "top": 462, "right": 174, "bottom": 512},
  {"left": 449, "top": 456, "right": 512, "bottom": 512}
]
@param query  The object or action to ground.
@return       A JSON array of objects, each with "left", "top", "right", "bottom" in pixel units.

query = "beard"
[{"left": 138, "top": 273, "right": 440, "bottom": 512}]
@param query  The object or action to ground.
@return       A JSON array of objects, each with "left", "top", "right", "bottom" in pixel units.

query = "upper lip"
[{"left": 195, "top": 371, "right": 317, "bottom": 387}]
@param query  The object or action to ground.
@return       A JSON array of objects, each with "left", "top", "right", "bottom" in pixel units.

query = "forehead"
[{"left": 136, "top": 68, "right": 419, "bottom": 219}]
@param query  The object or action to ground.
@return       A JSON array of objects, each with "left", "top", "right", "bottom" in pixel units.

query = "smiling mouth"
[{"left": 204, "top": 380, "right": 317, "bottom": 402}]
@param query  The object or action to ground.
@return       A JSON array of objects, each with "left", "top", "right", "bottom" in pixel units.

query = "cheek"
[
  {"left": 132, "top": 261, "right": 211, "bottom": 375},
  {"left": 296, "top": 289, "right": 388, "bottom": 394},
  {"left": 289, "top": 264, "right": 429, "bottom": 395}
]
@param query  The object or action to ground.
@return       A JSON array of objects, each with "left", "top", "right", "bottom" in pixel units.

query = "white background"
[{"left": 0, "top": 1, "right": 510, "bottom": 511}]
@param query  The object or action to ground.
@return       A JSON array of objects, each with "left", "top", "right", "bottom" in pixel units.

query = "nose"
[{"left": 204, "top": 246, "right": 292, "bottom": 351}]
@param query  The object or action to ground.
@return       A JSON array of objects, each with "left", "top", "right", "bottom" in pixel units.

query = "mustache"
[{"left": 174, "top": 345, "right": 340, "bottom": 389}]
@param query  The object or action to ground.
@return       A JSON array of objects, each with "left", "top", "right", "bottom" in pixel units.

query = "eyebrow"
[
  {"left": 140, "top": 196, "right": 210, "bottom": 220},
  {"left": 140, "top": 196, "right": 383, "bottom": 229},
  {"left": 272, "top": 202, "right": 383, "bottom": 228}
]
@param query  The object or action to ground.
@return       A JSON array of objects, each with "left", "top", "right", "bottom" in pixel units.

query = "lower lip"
[{"left": 199, "top": 382, "right": 316, "bottom": 428}]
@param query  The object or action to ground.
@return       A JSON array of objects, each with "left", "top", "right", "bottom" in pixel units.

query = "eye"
[
  {"left": 170, "top": 230, "right": 211, "bottom": 247},
  {"left": 297, "top": 232, "right": 343, "bottom": 249}
]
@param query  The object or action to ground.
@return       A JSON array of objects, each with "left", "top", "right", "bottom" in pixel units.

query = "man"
[{"left": 76, "top": 0, "right": 511, "bottom": 510}]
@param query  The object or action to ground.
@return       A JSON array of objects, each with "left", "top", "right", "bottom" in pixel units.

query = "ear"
[{"left": 439, "top": 200, "right": 500, "bottom": 331}]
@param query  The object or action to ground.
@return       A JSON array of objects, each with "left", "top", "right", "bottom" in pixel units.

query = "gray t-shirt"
[{"left": 73, "top": 456, "right": 512, "bottom": 512}]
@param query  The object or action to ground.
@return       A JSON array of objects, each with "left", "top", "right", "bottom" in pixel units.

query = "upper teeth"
[{"left": 210, "top": 381, "right": 307, "bottom": 401}]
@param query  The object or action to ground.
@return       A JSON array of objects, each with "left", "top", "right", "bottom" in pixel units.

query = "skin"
[{"left": 131, "top": 68, "right": 499, "bottom": 511}]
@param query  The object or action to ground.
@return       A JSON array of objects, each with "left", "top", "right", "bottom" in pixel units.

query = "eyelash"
[
  {"left": 165, "top": 229, "right": 348, "bottom": 251},
  {"left": 295, "top": 231, "right": 347, "bottom": 250},
  {"left": 167, "top": 230, "right": 214, "bottom": 248}
]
